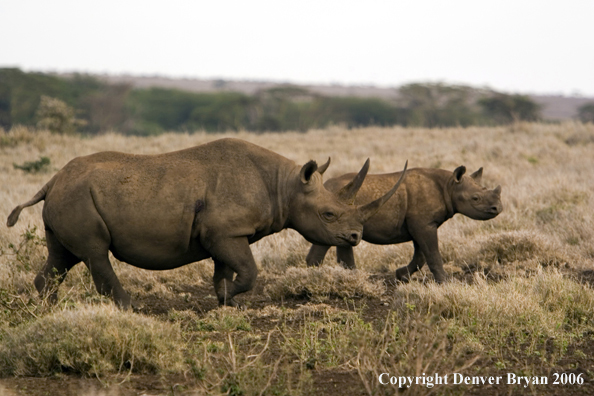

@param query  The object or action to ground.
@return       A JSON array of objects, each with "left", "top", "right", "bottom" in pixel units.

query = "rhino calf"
[
  {"left": 306, "top": 166, "right": 502, "bottom": 283},
  {"left": 7, "top": 138, "right": 406, "bottom": 309}
]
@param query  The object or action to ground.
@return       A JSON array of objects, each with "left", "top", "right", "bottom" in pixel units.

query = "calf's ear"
[
  {"left": 470, "top": 167, "right": 483, "bottom": 183},
  {"left": 317, "top": 157, "right": 331, "bottom": 175},
  {"left": 300, "top": 160, "right": 318, "bottom": 184},
  {"left": 453, "top": 166, "right": 466, "bottom": 183}
]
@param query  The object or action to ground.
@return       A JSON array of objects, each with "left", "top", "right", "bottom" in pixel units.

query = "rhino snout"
[
  {"left": 489, "top": 203, "right": 503, "bottom": 215},
  {"left": 344, "top": 230, "right": 362, "bottom": 246}
]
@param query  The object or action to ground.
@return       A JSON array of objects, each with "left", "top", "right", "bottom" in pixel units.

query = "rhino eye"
[
  {"left": 471, "top": 195, "right": 481, "bottom": 202},
  {"left": 322, "top": 211, "right": 337, "bottom": 221}
]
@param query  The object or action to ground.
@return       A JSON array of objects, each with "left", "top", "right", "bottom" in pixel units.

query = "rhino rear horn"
[
  {"left": 493, "top": 185, "right": 502, "bottom": 196},
  {"left": 317, "top": 157, "right": 331, "bottom": 175},
  {"left": 358, "top": 160, "right": 408, "bottom": 223},
  {"left": 337, "top": 158, "right": 370, "bottom": 204}
]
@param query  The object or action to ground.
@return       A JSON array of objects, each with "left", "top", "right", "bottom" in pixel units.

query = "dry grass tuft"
[
  {"left": 390, "top": 270, "right": 594, "bottom": 359},
  {"left": 452, "top": 230, "right": 576, "bottom": 279},
  {"left": 264, "top": 265, "right": 386, "bottom": 301},
  {"left": 0, "top": 305, "right": 185, "bottom": 377}
]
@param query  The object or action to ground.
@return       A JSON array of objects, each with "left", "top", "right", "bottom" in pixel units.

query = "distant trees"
[
  {"left": 1, "top": 68, "right": 552, "bottom": 135},
  {"left": 478, "top": 94, "right": 541, "bottom": 124},
  {"left": 398, "top": 83, "right": 484, "bottom": 127}
]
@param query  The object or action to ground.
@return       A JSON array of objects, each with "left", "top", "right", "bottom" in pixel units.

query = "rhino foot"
[
  {"left": 219, "top": 298, "right": 246, "bottom": 310},
  {"left": 395, "top": 267, "right": 412, "bottom": 283}
]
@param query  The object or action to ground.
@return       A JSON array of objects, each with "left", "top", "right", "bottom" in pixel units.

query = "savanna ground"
[{"left": 1, "top": 123, "right": 594, "bottom": 396}]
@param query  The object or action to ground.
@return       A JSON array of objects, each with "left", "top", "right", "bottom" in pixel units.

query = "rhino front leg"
[
  {"left": 209, "top": 237, "right": 258, "bottom": 308},
  {"left": 213, "top": 259, "right": 236, "bottom": 306},
  {"left": 85, "top": 255, "right": 131, "bottom": 310},
  {"left": 395, "top": 240, "right": 425, "bottom": 283},
  {"left": 306, "top": 244, "right": 330, "bottom": 267},
  {"left": 336, "top": 246, "right": 356, "bottom": 269}
]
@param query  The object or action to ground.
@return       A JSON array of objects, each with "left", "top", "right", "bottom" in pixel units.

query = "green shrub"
[
  {"left": 13, "top": 156, "right": 51, "bottom": 173},
  {"left": 35, "top": 96, "right": 86, "bottom": 134}
]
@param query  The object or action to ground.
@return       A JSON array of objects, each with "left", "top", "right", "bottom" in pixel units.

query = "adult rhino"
[
  {"left": 306, "top": 166, "right": 502, "bottom": 283},
  {"left": 7, "top": 138, "right": 406, "bottom": 309}
]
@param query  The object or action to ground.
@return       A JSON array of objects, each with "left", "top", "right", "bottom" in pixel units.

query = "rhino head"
[
  {"left": 288, "top": 158, "right": 407, "bottom": 247},
  {"left": 450, "top": 166, "right": 503, "bottom": 220}
]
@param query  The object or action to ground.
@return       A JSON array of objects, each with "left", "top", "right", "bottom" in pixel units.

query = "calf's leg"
[
  {"left": 395, "top": 240, "right": 425, "bottom": 282},
  {"left": 404, "top": 225, "right": 447, "bottom": 283}
]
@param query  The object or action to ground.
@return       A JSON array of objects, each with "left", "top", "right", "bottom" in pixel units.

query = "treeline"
[{"left": 0, "top": 68, "right": 551, "bottom": 135}]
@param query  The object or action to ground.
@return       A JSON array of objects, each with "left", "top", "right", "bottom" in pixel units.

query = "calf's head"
[
  {"left": 450, "top": 166, "right": 503, "bottom": 220},
  {"left": 289, "top": 158, "right": 407, "bottom": 247}
]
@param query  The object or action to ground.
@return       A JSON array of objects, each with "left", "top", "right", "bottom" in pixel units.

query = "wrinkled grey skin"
[
  {"left": 306, "top": 166, "right": 503, "bottom": 283},
  {"left": 7, "top": 138, "right": 405, "bottom": 309}
]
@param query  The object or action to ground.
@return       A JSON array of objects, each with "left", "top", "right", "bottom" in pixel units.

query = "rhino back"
[
  {"left": 42, "top": 139, "right": 293, "bottom": 268},
  {"left": 325, "top": 168, "right": 452, "bottom": 244}
]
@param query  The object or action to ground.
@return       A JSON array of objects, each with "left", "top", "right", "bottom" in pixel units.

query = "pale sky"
[{"left": 2, "top": 0, "right": 593, "bottom": 96}]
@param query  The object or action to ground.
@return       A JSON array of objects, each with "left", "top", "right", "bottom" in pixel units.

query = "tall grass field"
[{"left": 1, "top": 123, "right": 593, "bottom": 395}]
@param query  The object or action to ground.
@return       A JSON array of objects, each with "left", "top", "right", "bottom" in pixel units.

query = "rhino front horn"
[
  {"left": 357, "top": 160, "right": 408, "bottom": 223},
  {"left": 337, "top": 158, "right": 370, "bottom": 204}
]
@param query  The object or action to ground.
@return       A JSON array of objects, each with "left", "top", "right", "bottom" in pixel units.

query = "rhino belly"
[
  {"left": 362, "top": 223, "right": 412, "bottom": 245},
  {"left": 109, "top": 239, "right": 210, "bottom": 270}
]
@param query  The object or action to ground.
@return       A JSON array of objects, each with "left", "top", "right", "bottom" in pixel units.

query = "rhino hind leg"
[
  {"left": 402, "top": 228, "right": 447, "bottom": 283},
  {"left": 395, "top": 240, "right": 426, "bottom": 283},
  {"left": 45, "top": 196, "right": 132, "bottom": 309},
  {"left": 85, "top": 255, "right": 131, "bottom": 310},
  {"left": 34, "top": 228, "right": 81, "bottom": 303},
  {"left": 305, "top": 244, "right": 331, "bottom": 267},
  {"left": 336, "top": 246, "right": 356, "bottom": 269},
  {"left": 209, "top": 237, "right": 258, "bottom": 308}
]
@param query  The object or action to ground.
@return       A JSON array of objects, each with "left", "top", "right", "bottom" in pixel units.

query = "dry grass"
[
  {"left": 1, "top": 122, "right": 594, "bottom": 394},
  {"left": 264, "top": 266, "right": 386, "bottom": 301},
  {"left": 0, "top": 305, "right": 185, "bottom": 377}
]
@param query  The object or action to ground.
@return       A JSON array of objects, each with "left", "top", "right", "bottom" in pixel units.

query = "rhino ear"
[
  {"left": 300, "top": 160, "right": 318, "bottom": 184},
  {"left": 493, "top": 185, "right": 502, "bottom": 196},
  {"left": 453, "top": 166, "right": 466, "bottom": 183},
  {"left": 470, "top": 167, "right": 483, "bottom": 183},
  {"left": 317, "top": 157, "right": 331, "bottom": 175}
]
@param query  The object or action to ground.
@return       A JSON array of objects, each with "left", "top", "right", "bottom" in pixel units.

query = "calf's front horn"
[{"left": 357, "top": 160, "right": 408, "bottom": 223}]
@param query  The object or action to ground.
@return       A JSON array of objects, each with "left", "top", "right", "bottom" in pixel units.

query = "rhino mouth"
[
  {"left": 340, "top": 232, "right": 362, "bottom": 246},
  {"left": 486, "top": 205, "right": 502, "bottom": 216}
]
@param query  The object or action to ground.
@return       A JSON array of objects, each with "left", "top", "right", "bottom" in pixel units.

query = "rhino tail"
[{"left": 7, "top": 182, "right": 51, "bottom": 227}]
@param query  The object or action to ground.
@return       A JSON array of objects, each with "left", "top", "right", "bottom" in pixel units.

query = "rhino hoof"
[
  {"left": 219, "top": 298, "right": 245, "bottom": 310},
  {"left": 131, "top": 301, "right": 144, "bottom": 313},
  {"left": 395, "top": 267, "right": 411, "bottom": 283}
]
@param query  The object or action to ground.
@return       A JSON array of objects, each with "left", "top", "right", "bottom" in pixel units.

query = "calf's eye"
[{"left": 322, "top": 212, "right": 336, "bottom": 220}]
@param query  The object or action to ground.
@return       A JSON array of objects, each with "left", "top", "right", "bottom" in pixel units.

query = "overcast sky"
[{"left": 2, "top": 0, "right": 593, "bottom": 96}]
